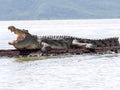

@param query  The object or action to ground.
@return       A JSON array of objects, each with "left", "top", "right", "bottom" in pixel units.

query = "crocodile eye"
[{"left": 23, "top": 30, "right": 29, "bottom": 33}]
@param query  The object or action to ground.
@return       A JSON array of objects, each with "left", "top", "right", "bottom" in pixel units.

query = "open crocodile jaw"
[{"left": 8, "top": 29, "right": 25, "bottom": 45}]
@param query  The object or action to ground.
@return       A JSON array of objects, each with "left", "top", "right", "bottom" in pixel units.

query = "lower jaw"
[{"left": 8, "top": 40, "right": 17, "bottom": 45}]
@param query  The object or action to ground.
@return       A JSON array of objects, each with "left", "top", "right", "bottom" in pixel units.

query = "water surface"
[{"left": 0, "top": 19, "right": 120, "bottom": 90}]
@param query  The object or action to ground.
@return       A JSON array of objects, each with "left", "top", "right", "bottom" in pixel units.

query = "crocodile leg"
[{"left": 72, "top": 39, "right": 94, "bottom": 49}]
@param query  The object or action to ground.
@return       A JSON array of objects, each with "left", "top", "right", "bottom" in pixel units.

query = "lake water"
[{"left": 0, "top": 19, "right": 120, "bottom": 90}]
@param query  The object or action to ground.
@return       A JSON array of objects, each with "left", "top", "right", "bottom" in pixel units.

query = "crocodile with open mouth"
[{"left": 8, "top": 26, "right": 119, "bottom": 52}]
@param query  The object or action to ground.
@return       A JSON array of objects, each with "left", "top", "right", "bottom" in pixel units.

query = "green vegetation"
[
  {"left": 0, "top": 0, "right": 120, "bottom": 20},
  {"left": 16, "top": 55, "right": 71, "bottom": 62},
  {"left": 16, "top": 57, "right": 45, "bottom": 62}
]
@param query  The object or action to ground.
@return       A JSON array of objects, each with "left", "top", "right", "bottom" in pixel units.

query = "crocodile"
[{"left": 8, "top": 26, "right": 119, "bottom": 53}]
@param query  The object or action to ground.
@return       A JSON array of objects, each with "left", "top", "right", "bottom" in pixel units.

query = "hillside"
[{"left": 0, "top": 0, "right": 120, "bottom": 20}]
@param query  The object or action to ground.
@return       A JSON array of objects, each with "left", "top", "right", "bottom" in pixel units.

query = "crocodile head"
[
  {"left": 8, "top": 26, "right": 26, "bottom": 43},
  {"left": 8, "top": 26, "right": 39, "bottom": 50}
]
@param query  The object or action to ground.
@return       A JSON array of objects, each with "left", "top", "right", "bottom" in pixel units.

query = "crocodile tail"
[
  {"left": 94, "top": 37, "right": 119, "bottom": 47},
  {"left": 76, "top": 37, "right": 119, "bottom": 47}
]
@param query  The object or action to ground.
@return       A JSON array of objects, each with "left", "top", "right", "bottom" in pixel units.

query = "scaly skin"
[{"left": 8, "top": 26, "right": 119, "bottom": 52}]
